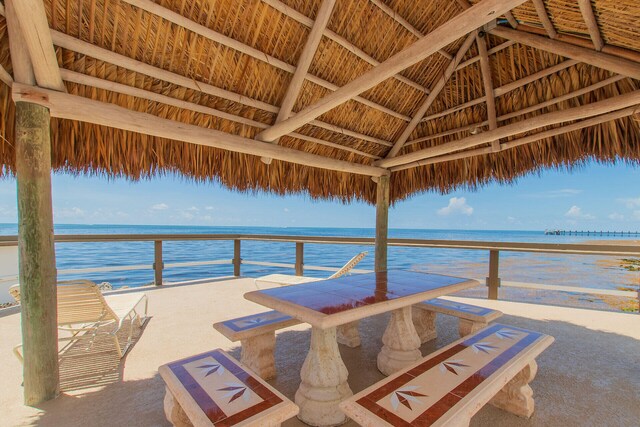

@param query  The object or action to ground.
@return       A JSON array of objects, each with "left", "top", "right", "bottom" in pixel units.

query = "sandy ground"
[{"left": 0, "top": 278, "right": 639, "bottom": 427}]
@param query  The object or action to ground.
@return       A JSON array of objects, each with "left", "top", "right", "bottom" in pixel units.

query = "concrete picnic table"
[{"left": 244, "top": 269, "right": 480, "bottom": 426}]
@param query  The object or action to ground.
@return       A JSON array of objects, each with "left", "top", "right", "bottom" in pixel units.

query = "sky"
[{"left": 0, "top": 161, "right": 639, "bottom": 230}]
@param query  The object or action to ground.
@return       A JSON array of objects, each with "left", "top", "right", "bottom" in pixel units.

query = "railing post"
[
  {"left": 154, "top": 240, "right": 163, "bottom": 286},
  {"left": 486, "top": 249, "right": 500, "bottom": 300},
  {"left": 233, "top": 239, "right": 241, "bottom": 277},
  {"left": 295, "top": 242, "right": 304, "bottom": 276}
]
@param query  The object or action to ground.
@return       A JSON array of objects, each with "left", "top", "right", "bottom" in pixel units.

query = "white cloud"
[
  {"left": 507, "top": 216, "right": 516, "bottom": 223},
  {"left": 437, "top": 197, "right": 473, "bottom": 216},
  {"left": 619, "top": 197, "right": 640, "bottom": 209},
  {"left": 204, "top": 206, "right": 215, "bottom": 211},
  {"left": 634, "top": 211, "right": 640, "bottom": 220},
  {"left": 186, "top": 206, "right": 199, "bottom": 212},
  {"left": 151, "top": 203, "right": 169, "bottom": 211},
  {"left": 283, "top": 208, "right": 290, "bottom": 212},
  {"left": 608, "top": 212, "right": 624, "bottom": 221},
  {"left": 565, "top": 205, "right": 595, "bottom": 220},
  {"left": 525, "top": 189, "right": 583, "bottom": 198},
  {"left": 56, "top": 207, "right": 86, "bottom": 219}
]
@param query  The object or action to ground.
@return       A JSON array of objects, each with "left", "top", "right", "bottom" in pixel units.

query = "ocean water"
[{"left": 0, "top": 224, "right": 638, "bottom": 292}]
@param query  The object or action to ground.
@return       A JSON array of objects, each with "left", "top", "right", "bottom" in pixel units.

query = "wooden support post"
[
  {"left": 375, "top": 176, "right": 390, "bottom": 273},
  {"left": 154, "top": 240, "right": 163, "bottom": 286},
  {"left": 295, "top": 242, "right": 304, "bottom": 276},
  {"left": 233, "top": 239, "right": 241, "bottom": 277},
  {"left": 487, "top": 250, "right": 500, "bottom": 300},
  {"left": 15, "top": 101, "right": 59, "bottom": 405}
]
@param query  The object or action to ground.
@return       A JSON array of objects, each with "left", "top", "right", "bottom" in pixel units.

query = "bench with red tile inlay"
[
  {"left": 340, "top": 323, "right": 553, "bottom": 427},
  {"left": 412, "top": 298, "right": 503, "bottom": 343},
  {"left": 159, "top": 349, "right": 298, "bottom": 427}
]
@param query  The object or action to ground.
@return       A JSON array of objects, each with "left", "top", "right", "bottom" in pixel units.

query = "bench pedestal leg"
[
  {"left": 378, "top": 306, "right": 422, "bottom": 376},
  {"left": 295, "top": 326, "right": 352, "bottom": 426},
  {"left": 164, "top": 387, "right": 193, "bottom": 427},
  {"left": 458, "top": 319, "right": 486, "bottom": 337},
  {"left": 337, "top": 321, "right": 361, "bottom": 347},
  {"left": 241, "top": 332, "right": 276, "bottom": 380},
  {"left": 490, "top": 360, "right": 538, "bottom": 418},
  {"left": 412, "top": 307, "right": 437, "bottom": 343}
]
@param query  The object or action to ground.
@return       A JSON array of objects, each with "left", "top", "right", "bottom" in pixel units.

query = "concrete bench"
[
  {"left": 412, "top": 298, "right": 503, "bottom": 343},
  {"left": 340, "top": 323, "right": 554, "bottom": 426},
  {"left": 159, "top": 349, "right": 298, "bottom": 427}
]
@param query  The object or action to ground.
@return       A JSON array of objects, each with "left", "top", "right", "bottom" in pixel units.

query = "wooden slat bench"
[
  {"left": 159, "top": 349, "right": 298, "bottom": 427},
  {"left": 412, "top": 298, "right": 503, "bottom": 343},
  {"left": 340, "top": 323, "right": 554, "bottom": 426}
]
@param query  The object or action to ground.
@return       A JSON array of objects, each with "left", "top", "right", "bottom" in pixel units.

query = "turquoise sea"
[{"left": 1, "top": 224, "right": 638, "bottom": 293}]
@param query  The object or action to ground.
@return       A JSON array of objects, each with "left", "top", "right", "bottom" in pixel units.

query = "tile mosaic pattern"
[
  {"left": 222, "top": 311, "right": 293, "bottom": 332},
  {"left": 352, "top": 324, "right": 543, "bottom": 426},
  {"left": 167, "top": 349, "right": 283, "bottom": 426},
  {"left": 256, "top": 270, "right": 472, "bottom": 315},
  {"left": 422, "top": 298, "right": 496, "bottom": 316}
]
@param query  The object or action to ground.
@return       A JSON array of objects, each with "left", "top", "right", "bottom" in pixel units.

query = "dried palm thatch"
[{"left": 0, "top": 0, "right": 639, "bottom": 204}]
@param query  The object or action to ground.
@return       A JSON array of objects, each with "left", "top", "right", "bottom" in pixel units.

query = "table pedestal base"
[
  {"left": 295, "top": 327, "right": 353, "bottom": 426},
  {"left": 377, "top": 306, "right": 422, "bottom": 376}
]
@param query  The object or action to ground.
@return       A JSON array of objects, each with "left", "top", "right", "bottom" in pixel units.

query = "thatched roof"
[{"left": 0, "top": 0, "right": 639, "bottom": 204}]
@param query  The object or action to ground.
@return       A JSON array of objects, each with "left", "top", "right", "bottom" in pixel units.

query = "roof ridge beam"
[
  {"left": 385, "top": 33, "right": 476, "bottom": 159},
  {"left": 9, "top": 0, "right": 65, "bottom": 91},
  {"left": 59, "top": 69, "right": 380, "bottom": 160},
  {"left": 376, "top": 89, "right": 640, "bottom": 168},
  {"left": 531, "top": 0, "right": 558, "bottom": 39},
  {"left": 120, "top": 0, "right": 409, "bottom": 122},
  {"left": 392, "top": 106, "right": 638, "bottom": 171},
  {"left": 491, "top": 26, "right": 640, "bottom": 80},
  {"left": 257, "top": 0, "right": 529, "bottom": 143},
  {"left": 12, "top": 83, "right": 389, "bottom": 177},
  {"left": 475, "top": 30, "right": 499, "bottom": 151},
  {"left": 261, "top": 0, "right": 430, "bottom": 95},
  {"left": 578, "top": 0, "right": 604, "bottom": 51}
]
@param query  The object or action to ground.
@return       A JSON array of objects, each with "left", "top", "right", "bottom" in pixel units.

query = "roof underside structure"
[{"left": 0, "top": 0, "right": 639, "bottom": 203}]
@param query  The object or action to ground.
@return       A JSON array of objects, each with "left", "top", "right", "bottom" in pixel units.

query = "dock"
[{"left": 545, "top": 229, "right": 640, "bottom": 236}]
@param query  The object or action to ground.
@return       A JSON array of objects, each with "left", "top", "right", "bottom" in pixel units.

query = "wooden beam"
[
  {"left": 455, "top": 40, "right": 515, "bottom": 71},
  {"left": 422, "top": 59, "right": 579, "bottom": 123},
  {"left": 121, "top": 0, "right": 408, "bottom": 122},
  {"left": 15, "top": 101, "right": 60, "bottom": 405},
  {"left": 261, "top": 0, "right": 430, "bottom": 95},
  {"left": 578, "top": 0, "right": 604, "bottom": 51},
  {"left": 50, "top": 31, "right": 393, "bottom": 147},
  {"left": 476, "top": 31, "right": 499, "bottom": 151},
  {"left": 257, "top": 0, "right": 336, "bottom": 146},
  {"left": 531, "top": 0, "right": 558, "bottom": 39},
  {"left": 0, "top": 64, "right": 13, "bottom": 87},
  {"left": 377, "top": 89, "right": 640, "bottom": 168},
  {"left": 12, "top": 83, "right": 389, "bottom": 177},
  {"left": 504, "top": 12, "right": 519, "bottom": 28},
  {"left": 385, "top": 33, "right": 475, "bottom": 159},
  {"left": 59, "top": 69, "right": 380, "bottom": 159},
  {"left": 4, "top": 0, "right": 35, "bottom": 85},
  {"left": 375, "top": 175, "right": 390, "bottom": 272},
  {"left": 10, "top": 0, "right": 65, "bottom": 91},
  {"left": 257, "top": 0, "right": 529, "bottom": 142},
  {"left": 392, "top": 105, "right": 638, "bottom": 171},
  {"left": 368, "top": 0, "right": 453, "bottom": 60},
  {"left": 491, "top": 26, "right": 640, "bottom": 80}
]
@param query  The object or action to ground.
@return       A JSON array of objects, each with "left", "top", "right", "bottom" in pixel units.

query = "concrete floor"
[{"left": 0, "top": 277, "right": 638, "bottom": 427}]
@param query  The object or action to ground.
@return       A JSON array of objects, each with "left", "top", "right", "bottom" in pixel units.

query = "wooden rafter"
[
  {"left": 4, "top": 0, "right": 35, "bottom": 85},
  {"left": 9, "top": 0, "right": 64, "bottom": 91},
  {"left": 261, "top": 0, "right": 430, "bottom": 95},
  {"left": 391, "top": 105, "right": 638, "bottom": 172},
  {"left": 531, "top": 0, "right": 558, "bottom": 39},
  {"left": 120, "top": 0, "right": 408, "bottom": 122},
  {"left": 385, "top": 33, "right": 476, "bottom": 159},
  {"left": 376, "top": 89, "right": 640, "bottom": 168},
  {"left": 491, "top": 26, "right": 640, "bottom": 80},
  {"left": 578, "top": 0, "right": 604, "bottom": 51},
  {"left": 475, "top": 31, "right": 499, "bottom": 151},
  {"left": 456, "top": 0, "right": 517, "bottom": 29},
  {"left": 257, "top": 0, "right": 529, "bottom": 143},
  {"left": 12, "top": 83, "right": 389, "bottom": 177},
  {"left": 456, "top": 40, "right": 515, "bottom": 70}
]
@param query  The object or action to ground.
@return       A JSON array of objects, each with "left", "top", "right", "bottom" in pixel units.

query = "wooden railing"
[{"left": 0, "top": 233, "right": 638, "bottom": 301}]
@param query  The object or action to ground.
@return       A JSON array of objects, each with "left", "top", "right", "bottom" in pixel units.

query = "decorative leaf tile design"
[
  {"left": 495, "top": 329, "right": 520, "bottom": 340},
  {"left": 218, "top": 382, "right": 251, "bottom": 403},
  {"left": 197, "top": 362, "right": 225, "bottom": 377},
  {"left": 390, "top": 386, "right": 427, "bottom": 411},
  {"left": 241, "top": 317, "right": 265, "bottom": 326},
  {"left": 472, "top": 342, "right": 499, "bottom": 354},
  {"left": 439, "top": 359, "right": 470, "bottom": 375}
]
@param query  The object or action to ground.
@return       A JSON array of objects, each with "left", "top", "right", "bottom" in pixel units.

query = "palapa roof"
[{"left": 0, "top": 0, "right": 639, "bottom": 204}]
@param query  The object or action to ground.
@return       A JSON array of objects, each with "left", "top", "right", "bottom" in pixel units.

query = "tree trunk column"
[
  {"left": 375, "top": 176, "right": 390, "bottom": 273},
  {"left": 16, "top": 101, "right": 59, "bottom": 405}
]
